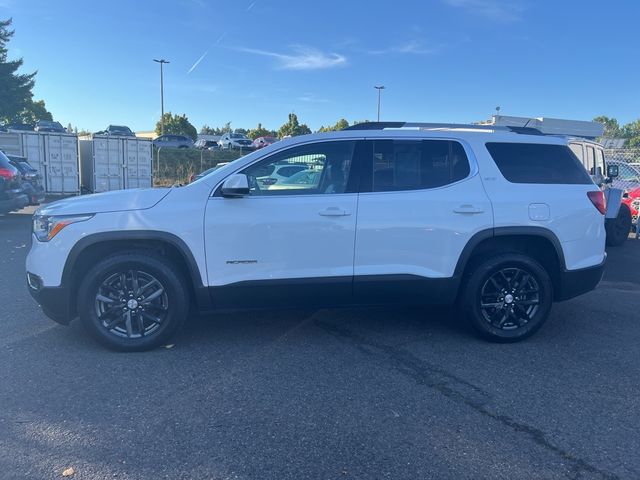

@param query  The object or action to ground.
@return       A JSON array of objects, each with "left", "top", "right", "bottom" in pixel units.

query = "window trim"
[
  {"left": 212, "top": 138, "right": 365, "bottom": 198},
  {"left": 358, "top": 137, "right": 477, "bottom": 194}
]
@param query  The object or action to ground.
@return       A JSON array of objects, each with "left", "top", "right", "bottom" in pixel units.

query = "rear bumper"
[
  {"left": 0, "top": 194, "right": 29, "bottom": 213},
  {"left": 556, "top": 256, "right": 606, "bottom": 301},
  {"left": 27, "top": 274, "right": 74, "bottom": 325}
]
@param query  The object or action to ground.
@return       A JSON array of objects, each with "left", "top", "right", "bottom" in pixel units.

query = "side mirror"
[
  {"left": 221, "top": 173, "right": 250, "bottom": 197},
  {"left": 607, "top": 164, "right": 619, "bottom": 179}
]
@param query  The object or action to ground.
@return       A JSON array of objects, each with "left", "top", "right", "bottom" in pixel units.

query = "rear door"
[{"left": 353, "top": 138, "right": 493, "bottom": 304}]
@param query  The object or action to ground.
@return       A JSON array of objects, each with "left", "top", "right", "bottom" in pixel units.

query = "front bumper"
[
  {"left": 27, "top": 273, "right": 74, "bottom": 325},
  {"left": 556, "top": 256, "right": 606, "bottom": 301}
]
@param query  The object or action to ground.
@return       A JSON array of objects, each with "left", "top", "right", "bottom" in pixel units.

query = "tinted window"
[
  {"left": 243, "top": 141, "right": 355, "bottom": 195},
  {"left": 486, "top": 143, "right": 592, "bottom": 184},
  {"left": 371, "top": 140, "right": 470, "bottom": 192}
]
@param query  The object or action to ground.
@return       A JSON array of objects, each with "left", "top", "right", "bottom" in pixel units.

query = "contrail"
[
  {"left": 187, "top": 50, "right": 209, "bottom": 74},
  {"left": 246, "top": 1, "right": 256, "bottom": 11}
]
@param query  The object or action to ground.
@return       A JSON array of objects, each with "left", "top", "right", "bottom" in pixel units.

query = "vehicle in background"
[
  {"left": 189, "top": 162, "right": 230, "bottom": 183},
  {"left": 0, "top": 151, "right": 29, "bottom": 213},
  {"left": 266, "top": 169, "right": 321, "bottom": 191},
  {"left": 218, "top": 133, "right": 254, "bottom": 150},
  {"left": 255, "top": 162, "right": 308, "bottom": 188},
  {"left": 35, "top": 120, "right": 65, "bottom": 133},
  {"left": 194, "top": 139, "right": 220, "bottom": 150},
  {"left": 6, "top": 154, "right": 45, "bottom": 205},
  {"left": 3, "top": 122, "right": 35, "bottom": 131},
  {"left": 252, "top": 136, "right": 278, "bottom": 149},
  {"left": 95, "top": 125, "right": 136, "bottom": 137},
  {"left": 153, "top": 135, "right": 194, "bottom": 149},
  {"left": 568, "top": 139, "right": 631, "bottom": 247}
]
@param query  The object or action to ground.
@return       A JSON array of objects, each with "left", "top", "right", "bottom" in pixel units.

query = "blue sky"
[{"left": 2, "top": 0, "right": 639, "bottom": 132}]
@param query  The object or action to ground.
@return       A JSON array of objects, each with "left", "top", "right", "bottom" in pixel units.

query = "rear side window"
[
  {"left": 485, "top": 143, "right": 592, "bottom": 185},
  {"left": 371, "top": 140, "right": 471, "bottom": 192}
]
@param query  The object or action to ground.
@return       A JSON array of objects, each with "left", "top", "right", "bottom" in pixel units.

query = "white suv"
[{"left": 26, "top": 122, "right": 607, "bottom": 351}]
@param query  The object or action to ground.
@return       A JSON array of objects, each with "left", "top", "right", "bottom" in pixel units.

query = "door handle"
[
  {"left": 453, "top": 204, "right": 484, "bottom": 214},
  {"left": 319, "top": 207, "right": 351, "bottom": 216}
]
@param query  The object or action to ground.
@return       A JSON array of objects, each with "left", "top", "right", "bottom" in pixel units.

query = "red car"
[
  {"left": 252, "top": 136, "right": 277, "bottom": 149},
  {"left": 623, "top": 187, "right": 640, "bottom": 225}
]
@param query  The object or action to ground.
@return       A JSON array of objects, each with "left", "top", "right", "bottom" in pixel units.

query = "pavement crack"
[{"left": 315, "top": 320, "right": 619, "bottom": 480}]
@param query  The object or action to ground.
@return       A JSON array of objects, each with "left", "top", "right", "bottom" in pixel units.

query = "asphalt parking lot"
[{"left": 1, "top": 209, "right": 639, "bottom": 480}]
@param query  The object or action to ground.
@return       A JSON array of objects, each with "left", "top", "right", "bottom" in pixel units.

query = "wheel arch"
[
  {"left": 455, "top": 227, "right": 566, "bottom": 299},
  {"left": 62, "top": 231, "right": 211, "bottom": 315}
]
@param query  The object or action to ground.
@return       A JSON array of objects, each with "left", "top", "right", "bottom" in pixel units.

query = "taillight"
[
  {"left": 0, "top": 167, "right": 15, "bottom": 180},
  {"left": 587, "top": 190, "right": 606, "bottom": 215}
]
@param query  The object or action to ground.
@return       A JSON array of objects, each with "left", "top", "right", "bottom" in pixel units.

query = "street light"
[
  {"left": 374, "top": 85, "right": 385, "bottom": 122},
  {"left": 153, "top": 59, "right": 170, "bottom": 135}
]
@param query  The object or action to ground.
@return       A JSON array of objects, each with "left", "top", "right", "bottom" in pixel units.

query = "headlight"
[{"left": 32, "top": 214, "right": 94, "bottom": 242}]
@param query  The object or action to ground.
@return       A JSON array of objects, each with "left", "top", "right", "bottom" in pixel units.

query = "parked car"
[
  {"left": 0, "top": 151, "right": 29, "bottom": 214},
  {"left": 6, "top": 155, "right": 45, "bottom": 205},
  {"left": 26, "top": 121, "right": 608, "bottom": 351},
  {"left": 95, "top": 125, "right": 136, "bottom": 137},
  {"left": 266, "top": 169, "right": 322, "bottom": 191},
  {"left": 3, "top": 122, "right": 34, "bottom": 131},
  {"left": 255, "top": 162, "right": 309, "bottom": 187},
  {"left": 218, "top": 133, "right": 254, "bottom": 150},
  {"left": 153, "top": 135, "right": 194, "bottom": 149},
  {"left": 194, "top": 139, "right": 220, "bottom": 150},
  {"left": 35, "top": 120, "right": 65, "bottom": 133},
  {"left": 252, "top": 136, "right": 278, "bottom": 149}
]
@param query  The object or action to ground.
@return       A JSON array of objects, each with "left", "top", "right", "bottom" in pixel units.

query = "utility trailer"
[
  {"left": 79, "top": 135, "right": 153, "bottom": 193},
  {"left": 0, "top": 130, "right": 80, "bottom": 194}
]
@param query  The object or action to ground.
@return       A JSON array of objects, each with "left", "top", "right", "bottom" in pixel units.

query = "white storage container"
[
  {"left": 0, "top": 131, "right": 80, "bottom": 194},
  {"left": 79, "top": 135, "right": 153, "bottom": 193}
]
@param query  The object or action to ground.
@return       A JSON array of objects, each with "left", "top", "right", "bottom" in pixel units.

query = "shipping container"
[
  {"left": 79, "top": 135, "right": 152, "bottom": 193},
  {"left": 0, "top": 131, "right": 80, "bottom": 194}
]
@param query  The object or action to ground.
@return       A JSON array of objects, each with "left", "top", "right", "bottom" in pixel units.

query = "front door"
[{"left": 204, "top": 139, "right": 362, "bottom": 308}]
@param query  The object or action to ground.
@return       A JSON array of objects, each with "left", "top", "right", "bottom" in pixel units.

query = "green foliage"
[
  {"left": 200, "top": 122, "right": 232, "bottom": 135},
  {"left": 0, "top": 18, "right": 39, "bottom": 123},
  {"left": 317, "top": 118, "right": 349, "bottom": 132},
  {"left": 594, "top": 115, "right": 640, "bottom": 147},
  {"left": 278, "top": 113, "right": 311, "bottom": 138},
  {"left": 13, "top": 99, "right": 53, "bottom": 124},
  {"left": 246, "top": 123, "right": 276, "bottom": 139},
  {"left": 156, "top": 112, "right": 198, "bottom": 140},
  {"left": 593, "top": 116, "right": 620, "bottom": 138},
  {"left": 153, "top": 147, "right": 244, "bottom": 185}
]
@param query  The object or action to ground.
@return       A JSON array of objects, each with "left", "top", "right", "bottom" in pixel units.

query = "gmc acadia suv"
[{"left": 26, "top": 122, "right": 607, "bottom": 351}]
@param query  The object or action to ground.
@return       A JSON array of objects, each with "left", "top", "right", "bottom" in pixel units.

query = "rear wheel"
[
  {"left": 605, "top": 204, "right": 632, "bottom": 247},
  {"left": 462, "top": 254, "right": 553, "bottom": 342},
  {"left": 77, "top": 252, "right": 189, "bottom": 351}
]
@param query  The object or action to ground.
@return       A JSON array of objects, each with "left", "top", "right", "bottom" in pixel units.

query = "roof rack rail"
[{"left": 343, "top": 121, "right": 543, "bottom": 135}]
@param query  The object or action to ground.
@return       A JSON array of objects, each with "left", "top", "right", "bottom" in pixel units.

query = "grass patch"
[{"left": 153, "top": 148, "right": 247, "bottom": 185}]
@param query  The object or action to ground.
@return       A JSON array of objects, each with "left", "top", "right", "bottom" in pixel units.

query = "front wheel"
[
  {"left": 462, "top": 254, "right": 553, "bottom": 342},
  {"left": 77, "top": 252, "right": 189, "bottom": 351}
]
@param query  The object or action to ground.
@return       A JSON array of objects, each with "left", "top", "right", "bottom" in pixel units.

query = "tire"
[
  {"left": 462, "top": 253, "right": 553, "bottom": 343},
  {"left": 605, "top": 204, "right": 632, "bottom": 247},
  {"left": 77, "top": 251, "right": 189, "bottom": 351}
]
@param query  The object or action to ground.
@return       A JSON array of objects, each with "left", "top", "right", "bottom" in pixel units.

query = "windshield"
[{"left": 230, "top": 134, "right": 246, "bottom": 139}]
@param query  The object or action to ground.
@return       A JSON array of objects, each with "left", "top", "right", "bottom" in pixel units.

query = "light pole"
[
  {"left": 153, "top": 59, "right": 170, "bottom": 135},
  {"left": 374, "top": 85, "right": 385, "bottom": 122}
]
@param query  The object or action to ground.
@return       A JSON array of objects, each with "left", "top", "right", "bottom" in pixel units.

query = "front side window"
[
  {"left": 242, "top": 141, "right": 355, "bottom": 195},
  {"left": 371, "top": 139, "right": 470, "bottom": 192}
]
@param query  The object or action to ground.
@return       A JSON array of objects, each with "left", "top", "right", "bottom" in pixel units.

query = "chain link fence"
[
  {"left": 153, "top": 148, "right": 246, "bottom": 186},
  {"left": 604, "top": 148, "right": 640, "bottom": 164}
]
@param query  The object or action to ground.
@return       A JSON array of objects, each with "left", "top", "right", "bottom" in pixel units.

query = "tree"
[
  {"left": 318, "top": 118, "right": 349, "bottom": 132},
  {"left": 0, "top": 18, "right": 40, "bottom": 123},
  {"left": 247, "top": 123, "right": 276, "bottom": 139},
  {"left": 13, "top": 99, "right": 52, "bottom": 124},
  {"left": 593, "top": 116, "right": 620, "bottom": 138},
  {"left": 200, "top": 123, "right": 232, "bottom": 135},
  {"left": 278, "top": 113, "right": 311, "bottom": 138},
  {"left": 156, "top": 112, "right": 197, "bottom": 140}
]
